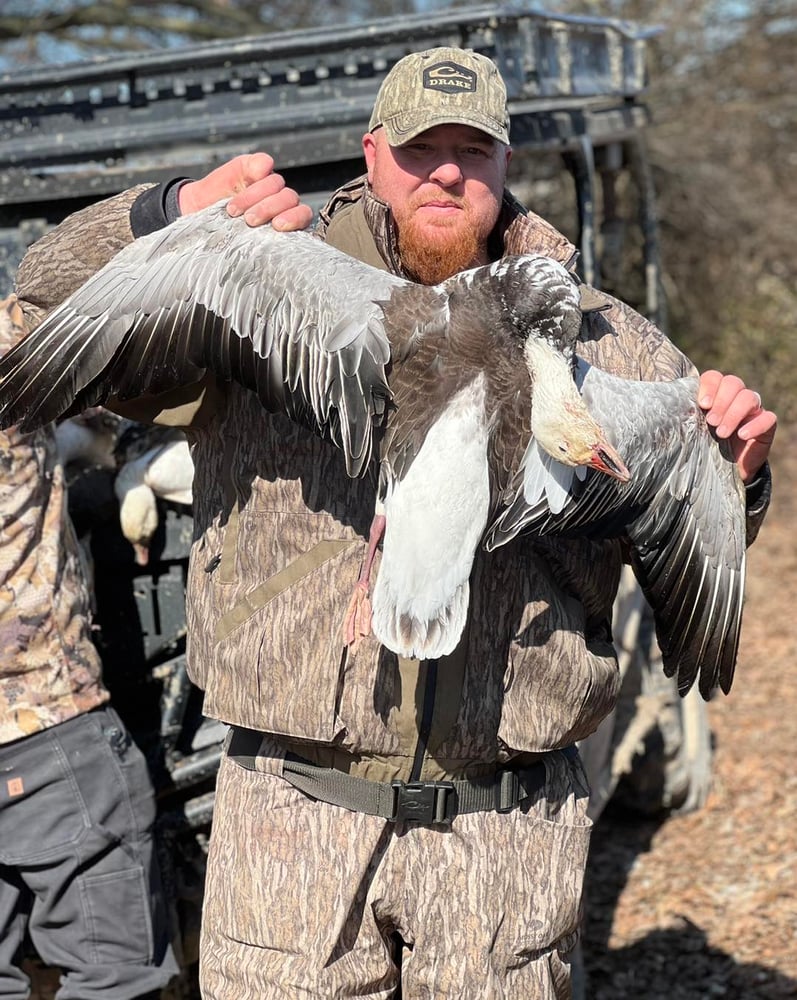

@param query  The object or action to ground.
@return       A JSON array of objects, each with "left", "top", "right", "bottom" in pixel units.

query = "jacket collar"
[{"left": 318, "top": 175, "right": 611, "bottom": 312}]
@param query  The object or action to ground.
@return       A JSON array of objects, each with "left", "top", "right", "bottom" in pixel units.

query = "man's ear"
[{"left": 362, "top": 132, "right": 377, "bottom": 183}]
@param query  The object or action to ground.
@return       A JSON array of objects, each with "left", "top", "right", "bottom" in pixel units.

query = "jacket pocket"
[{"left": 206, "top": 509, "right": 367, "bottom": 743}]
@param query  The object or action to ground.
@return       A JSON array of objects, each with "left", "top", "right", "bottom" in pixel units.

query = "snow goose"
[
  {"left": 54, "top": 407, "right": 125, "bottom": 471},
  {"left": 0, "top": 202, "right": 746, "bottom": 697},
  {"left": 113, "top": 432, "right": 194, "bottom": 565}
]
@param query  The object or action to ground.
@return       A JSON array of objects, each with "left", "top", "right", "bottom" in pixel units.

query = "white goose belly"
[{"left": 372, "top": 374, "right": 491, "bottom": 659}]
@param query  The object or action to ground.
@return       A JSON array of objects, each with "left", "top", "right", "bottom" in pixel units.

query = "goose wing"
[
  {"left": 0, "top": 201, "right": 413, "bottom": 477},
  {"left": 485, "top": 361, "right": 747, "bottom": 698}
]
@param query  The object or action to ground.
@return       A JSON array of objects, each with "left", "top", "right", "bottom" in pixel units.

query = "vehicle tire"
[{"left": 612, "top": 604, "right": 714, "bottom": 816}]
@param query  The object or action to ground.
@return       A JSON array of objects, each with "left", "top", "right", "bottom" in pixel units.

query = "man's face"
[{"left": 363, "top": 123, "right": 511, "bottom": 285}]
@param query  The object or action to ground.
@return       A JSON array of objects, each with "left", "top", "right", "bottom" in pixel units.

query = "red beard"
[{"left": 396, "top": 196, "right": 482, "bottom": 286}]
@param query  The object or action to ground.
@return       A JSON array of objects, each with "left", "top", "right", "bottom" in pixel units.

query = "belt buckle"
[{"left": 390, "top": 780, "right": 456, "bottom": 825}]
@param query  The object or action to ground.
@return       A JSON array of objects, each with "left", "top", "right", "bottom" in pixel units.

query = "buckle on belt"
[{"left": 390, "top": 780, "right": 456, "bottom": 825}]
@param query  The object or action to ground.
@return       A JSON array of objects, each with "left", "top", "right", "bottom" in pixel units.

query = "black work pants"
[{"left": 0, "top": 706, "right": 177, "bottom": 999}]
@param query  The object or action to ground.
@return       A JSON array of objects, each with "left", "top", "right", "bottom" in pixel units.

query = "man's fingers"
[
  {"left": 737, "top": 407, "right": 777, "bottom": 442},
  {"left": 226, "top": 172, "right": 286, "bottom": 217},
  {"left": 174, "top": 151, "right": 312, "bottom": 228},
  {"left": 707, "top": 387, "right": 763, "bottom": 438},
  {"left": 235, "top": 152, "right": 276, "bottom": 187},
  {"left": 697, "top": 368, "right": 724, "bottom": 408},
  {"left": 237, "top": 188, "right": 313, "bottom": 230},
  {"left": 700, "top": 374, "right": 744, "bottom": 420},
  {"left": 212, "top": 153, "right": 276, "bottom": 195},
  {"left": 178, "top": 153, "right": 278, "bottom": 214},
  {"left": 270, "top": 203, "right": 315, "bottom": 232}
]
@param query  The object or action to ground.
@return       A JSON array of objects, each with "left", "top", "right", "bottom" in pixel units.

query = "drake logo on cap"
[{"left": 423, "top": 62, "right": 477, "bottom": 94}]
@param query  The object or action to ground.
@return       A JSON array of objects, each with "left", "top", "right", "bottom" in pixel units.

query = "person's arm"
[
  {"left": 16, "top": 185, "right": 150, "bottom": 331},
  {"left": 16, "top": 153, "right": 313, "bottom": 330},
  {"left": 129, "top": 153, "right": 313, "bottom": 237},
  {"left": 13, "top": 153, "right": 314, "bottom": 428}
]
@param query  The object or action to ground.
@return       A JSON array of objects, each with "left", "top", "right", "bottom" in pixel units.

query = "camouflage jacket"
[
  {"left": 0, "top": 297, "right": 107, "bottom": 744},
  {"left": 13, "top": 181, "right": 770, "bottom": 781}
]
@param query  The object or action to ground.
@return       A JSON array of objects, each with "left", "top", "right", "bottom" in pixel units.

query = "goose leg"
[{"left": 343, "top": 512, "right": 385, "bottom": 651}]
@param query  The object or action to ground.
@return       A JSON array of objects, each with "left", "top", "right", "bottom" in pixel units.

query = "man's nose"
[{"left": 428, "top": 159, "right": 463, "bottom": 186}]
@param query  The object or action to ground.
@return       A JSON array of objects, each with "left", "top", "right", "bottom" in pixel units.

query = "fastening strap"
[
  {"left": 226, "top": 727, "right": 576, "bottom": 827},
  {"left": 281, "top": 753, "right": 547, "bottom": 825}
]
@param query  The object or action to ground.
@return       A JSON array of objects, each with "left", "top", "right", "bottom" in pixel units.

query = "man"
[
  {"left": 0, "top": 297, "right": 177, "bottom": 1000},
  {"left": 12, "top": 48, "right": 775, "bottom": 999}
]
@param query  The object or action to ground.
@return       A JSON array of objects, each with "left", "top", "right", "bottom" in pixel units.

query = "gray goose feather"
[
  {"left": 487, "top": 358, "right": 747, "bottom": 699},
  {"left": 0, "top": 201, "right": 746, "bottom": 697}
]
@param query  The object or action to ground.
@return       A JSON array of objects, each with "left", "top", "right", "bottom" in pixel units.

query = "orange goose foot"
[
  {"left": 342, "top": 512, "right": 385, "bottom": 652},
  {"left": 343, "top": 581, "right": 373, "bottom": 652}
]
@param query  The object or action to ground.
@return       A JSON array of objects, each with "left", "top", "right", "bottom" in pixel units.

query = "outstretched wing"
[
  {"left": 485, "top": 361, "right": 747, "bottom": 699},
  {"left": 0, "top": 201, "right": 412, "bottom": 477}
]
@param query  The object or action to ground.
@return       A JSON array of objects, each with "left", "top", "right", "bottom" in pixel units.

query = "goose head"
[
  {"left": 115, "top": 474, "right": 158, "bottom": 566},
  {"left": 524, "top": 335, "right": 631, "bottom": 481},
  {"left": 456, "top": 254, "right": 629, "bottom": 480},
  {"left": 113, "top": 435, "right": 194, "bottom": 565}
]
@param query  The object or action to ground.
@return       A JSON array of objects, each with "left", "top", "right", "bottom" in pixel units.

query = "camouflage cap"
[{"left": 369, "top": 47, "right": 510, "bottom": 145}]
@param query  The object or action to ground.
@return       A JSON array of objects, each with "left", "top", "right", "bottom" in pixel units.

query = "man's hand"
[
  {"left": 177, "top": 153, "right": 313, "bottom": 231},
  {"left": 698, "top": 370, "right": 777, "bottom": 484}
]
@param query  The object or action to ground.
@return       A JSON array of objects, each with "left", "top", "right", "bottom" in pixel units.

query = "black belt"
[{"left": 228, "top": 727, "right": 574, "bottom": 826}]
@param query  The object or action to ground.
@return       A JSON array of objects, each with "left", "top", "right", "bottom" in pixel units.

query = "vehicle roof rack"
[{"left": 0, "top": 5, "right": 660, "bottom": 205}]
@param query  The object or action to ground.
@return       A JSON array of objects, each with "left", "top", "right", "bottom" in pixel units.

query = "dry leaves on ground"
[{"left": 583, "top": 426, "right": 797, "bottom": 998}]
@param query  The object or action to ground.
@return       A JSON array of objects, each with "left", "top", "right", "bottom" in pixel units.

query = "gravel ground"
[{"left": 581, "top": 429, "right": 797, "bottom": 998}]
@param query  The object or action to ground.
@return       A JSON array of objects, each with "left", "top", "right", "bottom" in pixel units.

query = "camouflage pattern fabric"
[
  {"left": 12, "top": 182, "right": 768, "bottom": 766},
  {"left": 11, "top": 179, "right": 770, "bottom": 999},
  {"left": 200, "top": 738, "right": 590, "bottom": 999},
  {"left": 0, "top": 295, "right": 107, "bottom": 744}
]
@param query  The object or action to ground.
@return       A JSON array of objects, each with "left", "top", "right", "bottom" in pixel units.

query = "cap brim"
[{"left": 378, "top": 110, "right": 509, "bottom": 145}]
